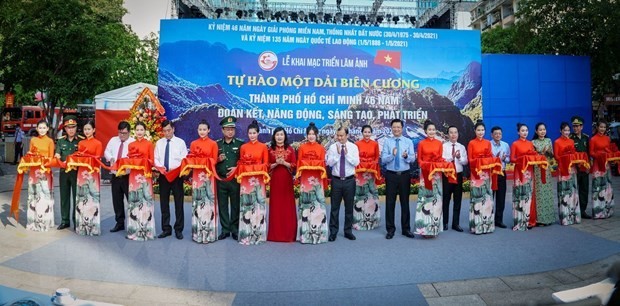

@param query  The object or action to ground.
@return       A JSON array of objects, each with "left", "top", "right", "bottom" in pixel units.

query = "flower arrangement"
[{"left": 128, "top": 95, "right": 166, "bottom": 143}]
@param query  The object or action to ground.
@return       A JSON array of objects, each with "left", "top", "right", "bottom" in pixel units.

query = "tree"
[
  {"left": 0, "top": 0, "right": 157, "bottom": 136},
  {"left": 482, "top": 0, "right": 620, "bottom": 100}
]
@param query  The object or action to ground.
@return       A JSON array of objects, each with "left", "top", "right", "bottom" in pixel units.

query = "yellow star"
[{"left": 384, "top": 54, "right": 392, "bottom": 63}]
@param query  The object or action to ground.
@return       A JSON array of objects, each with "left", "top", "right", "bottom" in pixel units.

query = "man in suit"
[
  {"left": 154, "top": 120, "right": 188, "bottom": 240},
  {"left": 104, "top": 121, "right": 135, "bottom": 232},
  {"left": 380, "top": 119, "right": 416, "bottom": 239},
  {"left": 326, "top": 127, "right": 360, "bottom": 241},
  {"left": 442, "top": 126, "right": 468, "bottom": 232}
]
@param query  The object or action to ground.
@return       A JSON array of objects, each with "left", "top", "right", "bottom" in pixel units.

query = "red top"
[
  {"left": 467, "top": 138, "right": 493, "bottom": 163},
  {"left": 417, "top": 137, "right": 443, "bottom": 162},
  {"left": 355, "top": 139, "right": 380, "bottom": 163},
  {"left": 78, "top": 136, "right": 103, "bottom": 157},
  {"left": 510, "top": 138, "right": 536, "bottom": 163},
  {"left": 128, "top": 137, "right": 154, "bottom": 161},
  {"left": 590, "top": 133, "right": 612, "bottom": 172},
  {"left": 190, "top": 137, "right": 218, "bottom": 158},
  {"left": 240, "top": 140, "right": 269, "bottom": 165},
  {"left": 589, "top": 133, "right": 611, "bottom": 160},
  {"left": 553, "top": 136, "right": 575, "bottom": 161},
  {"left": 297, "top": 141, "right": 326, "bottom": 166}
]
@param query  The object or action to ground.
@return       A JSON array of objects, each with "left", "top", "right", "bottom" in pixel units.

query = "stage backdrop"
[
  {"left": 159, "top": 19, "right": 481, "bottom": 146},
  {"left": 482, "top": 54, "right": 592, "bottom": 145}
]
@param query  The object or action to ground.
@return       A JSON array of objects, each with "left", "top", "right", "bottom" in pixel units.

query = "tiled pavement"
[{"left": 0, "top": 147, "right": 618, "bottom": 305}]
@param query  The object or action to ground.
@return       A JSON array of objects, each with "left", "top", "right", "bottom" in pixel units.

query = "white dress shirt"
[
  {"left": 154, "top": 136, "right": 188, "bottom": 170},
  {"left": 104, "top": 136, "right": 135, "bottom": 162},
  {"left": 442, "top": 141, "right": 468, "bottom": 173},
  {"left": 326, "top": 141, "right": 360, "bottom": 178},
  {"left": 104, "top": 136, "right": 135, "bottom": 174}
]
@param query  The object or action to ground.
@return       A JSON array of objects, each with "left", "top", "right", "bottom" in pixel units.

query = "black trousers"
[
  {"left": 442, "top": 172, "right": 463, "bottom": 227},
  {"left": 14, "top": 142, "right": 23, "bottom": 163},
  {"left": 329, "top": 177, "right": 356, "bottom": 235},
  {"left": 576, "top": 170, "right": 589, "bottom": 214},
  {"left": 111, "top": 175, "right": 129, "bottom": 225},
  {"left": 385, "top": 171, "right": 411, "bottom": 234},
  {"left": 493, "top": 174, "right": 507, "bottom": 224},
  {"left": 159, "top": 175, "right": 185, "bottom": 233},
  {"left": 217, "top": 180, "right": 240, "bottom": 235},
  {"left": 59, "top": 170, "right": 78, "bottom": 225}
]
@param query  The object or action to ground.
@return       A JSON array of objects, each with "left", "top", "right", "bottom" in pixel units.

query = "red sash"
[
  {"left": 355, "top": 157, "right": 383, "bottom": 183},
  {"left": 558, "top": 152, "right": 590, "bottom": 177},
  {"left": 419, "top": 157, "right": 457, "bottom": 190},
  {"left": 470, "top": 156, "right": 503, "bottom": 190},
  {"left": 514, "top": 154, "right": 549, "bottom": 183},
  {"left": 234, "top": 156, "right": 270, "bottom": 184}
]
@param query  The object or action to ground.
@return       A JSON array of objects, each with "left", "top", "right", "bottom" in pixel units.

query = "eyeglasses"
[{"left": 119, "top": 131, "right": 129, "bottom": 135}]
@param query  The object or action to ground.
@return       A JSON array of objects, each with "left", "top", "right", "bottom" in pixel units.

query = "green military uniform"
[
  {"left": 216, "top": 116, "right": 244, "bottom": 237},
  {"left": 55, "top": 116, "right": 83, "bottom": 228},
  {"left": 569, "top": 116, "right": 591, "bottom": 217}
]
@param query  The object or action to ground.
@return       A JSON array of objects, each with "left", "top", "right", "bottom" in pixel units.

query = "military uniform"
[
  {"left": 216, "top": 116, "right": 244, "bottom": 238},
  {"left": 569, "top": 116, "right": 591, "bottom": 218},
  {"left": 55, "top": 116, "right": 83, "bottom": 228}
]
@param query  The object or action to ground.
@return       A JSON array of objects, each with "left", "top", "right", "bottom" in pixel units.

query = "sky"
[
  {"left": 122, "top": 0, "right": 171, "bottom": 38},
  {"left": 122, "top": 0, "right": 425, "bottom": 38}
]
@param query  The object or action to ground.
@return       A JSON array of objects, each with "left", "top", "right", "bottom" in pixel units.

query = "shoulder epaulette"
[
  {"left": 57, "top": 135, "right": 66, "bottom": 140},
  {"left": 78, "top": 135, "right": 85, "bottom": 139}
]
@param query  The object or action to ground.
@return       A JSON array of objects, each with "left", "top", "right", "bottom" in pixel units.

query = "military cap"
[
  {"left": 63, "top": 115, "right": 78, "bottom": 127},
  {"left": 220, "top": 116, "right": 236, "bottom": 128},
  {"left": 571, "top": 116, "right": 584, "bottom": 126}
]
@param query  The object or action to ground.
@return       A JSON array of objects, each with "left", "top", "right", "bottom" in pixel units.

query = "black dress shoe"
[
  {"left": 496, "top": 222, "right": 507, "bottom": 229},
  {"left": 110, "top": 224, "right": 125, "bottom": 232},
  {"left": 403, "top": 231, "right": 415, "bottom": 238},
  {"left": 218, "top": 233, "right": 230, "bottom": 240},
  {"left": 328, "top": 234, "right": 337, "bottom": 242},
  {"left": 386, "top": 232, "right": 394, "bottom": 239},
  {"left": 175, "top": 231, "right": 183, "bottom": 240},
  {"left": 443, "top": 224, "right": 449, "bottom": 231},
  {"left": 57, "top": 223, "right": 69, "bottom": 230},
  {"left": 344, "top": 232, "right": 356, "bottom": 240},
  {"left": 232, "top": 233, "right": 238, "bottom": 240},
  {"left": 157, "top": 231, "right": 171, "bottom": 238},
  {"left": 582, "top": 213, "right": 592, "bottom": 219},
  {"left": 452, "top": 225, "right": 464, "bottom": 232}
]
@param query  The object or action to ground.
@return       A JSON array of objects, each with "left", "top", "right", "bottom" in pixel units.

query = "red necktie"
[{"left": 117, "top": 140, "right": 125, "bottom": 161}]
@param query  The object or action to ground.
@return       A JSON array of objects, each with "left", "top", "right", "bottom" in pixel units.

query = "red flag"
[{"left": 374, "top": 50, "right": 401, "bottom": 69}]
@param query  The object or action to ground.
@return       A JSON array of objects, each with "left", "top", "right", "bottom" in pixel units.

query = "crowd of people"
[{"left": 11, "top": 114, "right": 617, "bottom": 245}]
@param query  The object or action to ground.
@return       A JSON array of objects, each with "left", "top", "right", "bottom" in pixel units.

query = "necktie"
[
  {"left": 394, "top": 138, "right": 401, "bottom": 169},
  {"left": 164, "top": 139, "right": 170, "bottom": 171},
  {"left": 116, "top": 140, "right": 125, "bottom": 162},
  {"left": 452, "top": 143, "right": 457, "bottom": 170},
  {"left": 339, "top": 144, "right": 346, "bottom": 178}
]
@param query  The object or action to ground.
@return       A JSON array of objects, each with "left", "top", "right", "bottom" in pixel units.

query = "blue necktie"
[
  {"left": 395, "top": 138, "right": 400, "bottom": 169},
  {"left": 339, "top": 144, "right": 346, "bottom": 178},
  {"left": 164, "top": 139, "right": 170, "bottom": 171}
]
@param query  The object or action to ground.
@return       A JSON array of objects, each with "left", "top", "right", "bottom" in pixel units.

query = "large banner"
[{"left": 159, "top": 19, "right": 481, "bottom": 145}]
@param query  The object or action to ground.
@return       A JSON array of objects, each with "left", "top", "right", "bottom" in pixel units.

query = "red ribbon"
[
  {"left": 470, "top": 156, "right": 503, "bottom": 190},
  {"left": 514, "top": 154, "right": 549, "bottom": 184},
  {"left": 419, "top": 157, "right": 457, "bottom": 190},
  {"left": 558, "top": 152, "right": 590, "bottom": 177}
]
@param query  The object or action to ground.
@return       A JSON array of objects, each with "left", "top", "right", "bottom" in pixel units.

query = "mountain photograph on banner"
[{"left": 158, "top": 19, "right": 481, "bottom": 147}]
